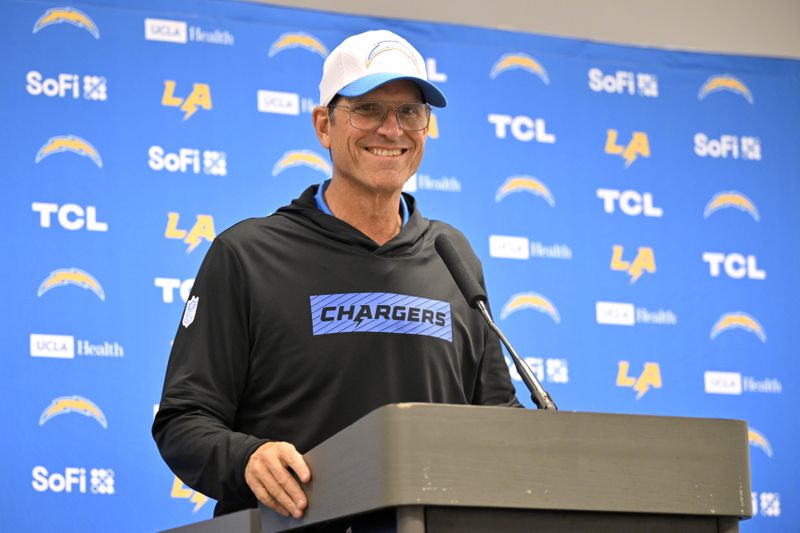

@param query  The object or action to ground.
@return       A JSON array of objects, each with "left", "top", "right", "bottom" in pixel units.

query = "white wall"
[{"left": 252, "top": 0, "right": 800, "bottom": 59}]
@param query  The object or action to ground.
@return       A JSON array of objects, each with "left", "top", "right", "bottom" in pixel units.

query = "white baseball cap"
[{"left": 319, "top": 29, "right": 447, "bottom": 108}]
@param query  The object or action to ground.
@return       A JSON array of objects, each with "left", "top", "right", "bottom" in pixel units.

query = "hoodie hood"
[{"left": 275, "top": 184, "right": 430, "bottom": 257}]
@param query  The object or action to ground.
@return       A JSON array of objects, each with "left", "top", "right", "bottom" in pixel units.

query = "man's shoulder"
[{"left": 215, "top": 213, "right": 292, "bottom": 248}]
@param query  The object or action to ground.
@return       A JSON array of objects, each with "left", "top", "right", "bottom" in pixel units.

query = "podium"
[{"left": 166, "top": 403, "right": 752, "bottom": 532}]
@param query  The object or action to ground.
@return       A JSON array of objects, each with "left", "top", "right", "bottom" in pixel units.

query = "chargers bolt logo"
[
  {"left": 366, "top": 40, "right": 421, "bottom": 72},
  {"left": 35, "top": 135, "right": 102, "bottom": 167},
  {"left": 268, "top": 32, "right": 328, "bottom": 58},
  {"left": 500, "top": 292, "right": 560, "bottom": 323},
  {"left": 37, "top": 268, "right": 105, "bottom": 300},
  {"left": 39, "top": 395, "right": 108, "bottom": 428},
  {"left": 748, "top": 428, "right": 773, "bottom": 457},
  {"left": 272, "top": 149, "right": 331, "bottom": 177},
  {"left": 698, "top": 75, "right": 753, "bottom": 104},
  {"left": 33, "top": 7, "right": 100, "bottom": 39},
  {"left": 495, "top": 176, "right": 555, "bottom": 206},
  {"left": 703, "top": 191, "right": 759, "bottom": 221},
  {"left": 490, "top": 53, "right": 550, "bottom": 85},
  {"left": 710, "top": 312, "right": 766, "bottom": 342}
]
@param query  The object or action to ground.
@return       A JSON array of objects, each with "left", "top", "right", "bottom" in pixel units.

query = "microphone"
[{"left": 434, "top": 234, "right": 558, "bottom": 410}]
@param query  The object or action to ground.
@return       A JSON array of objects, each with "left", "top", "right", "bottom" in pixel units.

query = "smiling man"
[{"left": 153, "top": 30, "right": 520, "bottom": 522}]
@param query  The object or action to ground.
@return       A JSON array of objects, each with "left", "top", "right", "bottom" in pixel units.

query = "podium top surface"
[{"left": 263, "top": 403, "right": 752, "bottom": 530}]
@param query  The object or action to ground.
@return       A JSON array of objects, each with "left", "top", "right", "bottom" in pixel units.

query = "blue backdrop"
[{"left": 5, "top": 0, "right": 799, "bottom": 530}]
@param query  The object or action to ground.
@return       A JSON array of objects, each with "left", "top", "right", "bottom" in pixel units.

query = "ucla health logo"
[
  {"left": 162, "top": 81, "right": 212, "bottom": 120},
  {"left": 36, "top": 135, "right": 102, "bottom": 168},
  {"left": 610, "top": 246, "right": 655, "bottom": 283},
  {"left": 703, "top": 191, "right": 759, "bottom": 221},
  {"left": 144, "top": 17, "right": 234, "bottom": 46},
  {"left": 33, "top": 7, "right": 100, "bottom": 39},
  {"left": 37, "top": 268, "right": 105, "bottom": 300},
  {"left": 26, "top": 71, "right": 107, "bottom": 101},
  {"left": 310, "top": 292, "right": 452, "bottom": 341},
  {"left": 500, "top": 292, "right": 560, "bottom": 324},
  {"left": 165, "top": 213, "right": 215, "bottom": 253},
  {"left": 39, "top": 395, "right": 107, "bottom": 428},
  {"left": 490, "top": 53, "right": 549, "bottom": 84},
  {"left": 272, "top": 149, "right": 331, "bottom": 177},
  {"left": 268, "top": 32, "right": 328, "bottom": 58},
  {"left": 495, "top": 176, "right": 555, "bottom": 207},
  {"left": 748, "top": 428, "right": 773, "bottom": 458},
  {"left": 605, "top": 129, "right": 650, "bottom": 167},
  {"left": 710, "top": 312, "right": 766, "bottom": 342},
  {"left": 617, "top": 361, "right": 662, "bottom": 399},
  {"left": 698, "top": 74, "right": 754, "bottom": 104}
]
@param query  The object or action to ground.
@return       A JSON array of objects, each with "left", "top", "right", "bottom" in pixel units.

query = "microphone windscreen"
[{"left": 434, "top": 234, "right": 487, "bottom": 308}]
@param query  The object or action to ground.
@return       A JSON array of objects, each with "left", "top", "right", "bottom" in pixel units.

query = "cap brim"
[{"left": 338, "top": 73, "right": 447, "bottom": 107}]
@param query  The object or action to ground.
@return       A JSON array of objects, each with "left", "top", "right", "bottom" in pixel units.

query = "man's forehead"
[{"left": 346, "top": 80, "right": 424, "bottom": 102}]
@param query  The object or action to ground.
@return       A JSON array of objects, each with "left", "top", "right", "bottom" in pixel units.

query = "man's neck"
[{"left": 324, "top": 178, "right": 404, "bottom": 246}]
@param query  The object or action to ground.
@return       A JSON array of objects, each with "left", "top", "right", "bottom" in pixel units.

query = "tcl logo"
[
  {"left": 596, "top": 189, "right": 662, "bottom": 217},
  {"left": 488, "top": 114, "right": 555, "bottom": 143},
  {"left": 32, "top": 202, "right": 108, "bottom": 232},
  {"left": 702, "top": 252, "right": 766, "bottom": 280}
]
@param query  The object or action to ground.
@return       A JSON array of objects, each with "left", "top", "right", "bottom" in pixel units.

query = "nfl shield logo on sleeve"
[{"left": 182, "top": 296, "right": 199, "bottom": 328}]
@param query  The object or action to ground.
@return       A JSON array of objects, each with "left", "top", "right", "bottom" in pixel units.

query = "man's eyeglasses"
[{"left": 329, "top": 102, "right": 432, "bottom": 132}]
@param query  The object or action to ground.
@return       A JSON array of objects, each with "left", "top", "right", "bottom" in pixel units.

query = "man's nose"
[{"left": 376, "top": 107, "right": 403, "bottom": 137}]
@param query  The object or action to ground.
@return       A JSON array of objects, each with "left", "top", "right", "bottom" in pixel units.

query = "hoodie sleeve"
[
  {"left": 152, "top": 237, "right": 268, "bottom": 504},
  {"left": 472, "top": 268, "right": 524, "bottom": 407}
]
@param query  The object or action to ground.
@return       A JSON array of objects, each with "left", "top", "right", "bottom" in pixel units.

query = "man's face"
[{"left": 313, "top": 80, "right": 428, "bottom": 195}]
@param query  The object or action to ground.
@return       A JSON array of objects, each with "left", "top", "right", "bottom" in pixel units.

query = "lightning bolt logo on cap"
[
  {"left": 365, "top": 40, "right": 422, "bottom": 73},
  {"left": 268, "top": 32, "right": 328, "bottom": 58},
  {"left": 35, "top": 135, "right": 103, "bottom": 167},
  {"left": 272, "top": 150, "right": 331, "bottom": 177},
  {"left": 37, "top": 268, "right": 105, "bottom": 301},
  {"left": 494, "top": 176, "right": 555, "bottom": 206},
  {"left": 33, "top": 7, "right": 100, "bottom": 39},
  {"left": 697, "top": 75, "right": 753, "bottom": 104},
  {"left": 710, "top": 312, "right": 766, "bottom": 342},
  {"left": 748, "top": 428, "right": 773, "bottom": 457},
  {"left": 703, "top": 191, "right": 759, "bottom": 221},
  {"left": 39, "top": 395, "right": 108, "bottom": 428},
  {"left": 500, "top": 292, "right": 561, "bottom": 323},
  {"left": 490, "top": 53, "right": 550, "bottom": 84}
]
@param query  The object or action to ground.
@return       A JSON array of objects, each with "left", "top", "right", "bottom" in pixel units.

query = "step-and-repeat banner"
[{"left": 5, "top": 0, "right": 799, "bottom": 530}]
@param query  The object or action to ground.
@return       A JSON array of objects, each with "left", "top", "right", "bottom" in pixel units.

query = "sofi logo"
[{"left": 32, "top": 466, "right": 114, "bottom": 495}]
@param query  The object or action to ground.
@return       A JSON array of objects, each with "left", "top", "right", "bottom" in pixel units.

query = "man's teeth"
[{"left": 367, "top": 148, "right": 403, "bottom": 156}]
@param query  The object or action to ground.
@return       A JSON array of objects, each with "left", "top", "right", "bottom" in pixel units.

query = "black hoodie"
[{"left": 152, "top": 185, "right": 521, "bottom": 516}]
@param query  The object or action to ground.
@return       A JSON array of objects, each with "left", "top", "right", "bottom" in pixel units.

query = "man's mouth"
[{"left": 365, "top": 147, "right": 406, "bottom": 157}]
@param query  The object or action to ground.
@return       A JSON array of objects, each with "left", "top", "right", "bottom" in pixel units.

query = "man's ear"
[{"left": 312, "top": 107, "right": 331, "bottom": 149}]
